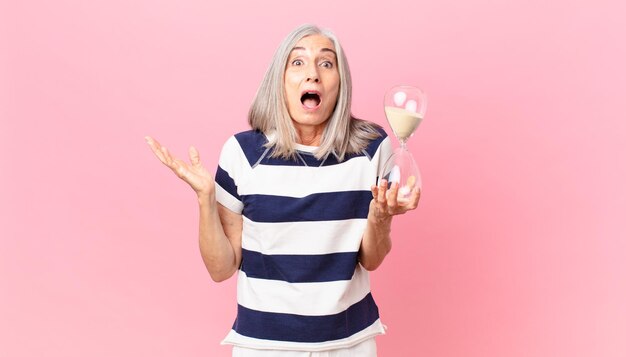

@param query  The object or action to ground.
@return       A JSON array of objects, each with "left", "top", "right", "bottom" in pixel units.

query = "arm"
[
  {"left": 359, "top": 179, "right": 420, "bottom": 271},
  {"left": 359, "top": 201, "right": 393, "bottom": 271},
  {"left": 198, "top": 196, "right": 242, "bottom": 282},
  {"left": 145, "top": 136, "right": 242, "bottom": 282}
]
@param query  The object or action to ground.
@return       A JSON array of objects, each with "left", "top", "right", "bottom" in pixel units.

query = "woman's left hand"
[{"left": 369, "top": 179, "right": 420, "bottom": 220}]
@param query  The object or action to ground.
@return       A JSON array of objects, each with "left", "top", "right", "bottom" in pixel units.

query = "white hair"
[{"left": 248, "top": 24, "right": 381, "bottom": 161}]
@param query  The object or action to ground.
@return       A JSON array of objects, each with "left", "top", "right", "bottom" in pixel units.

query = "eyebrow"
[{"left": 290, "top": 47, "right": 337, "bottom": 57}]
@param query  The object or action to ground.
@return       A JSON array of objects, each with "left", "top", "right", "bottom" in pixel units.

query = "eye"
[
  {"left": 291, "top": 59, "right": 304, "bottom": 66},
  {"left": 320, "top": 61, "right": 334, "bottom": 68}
]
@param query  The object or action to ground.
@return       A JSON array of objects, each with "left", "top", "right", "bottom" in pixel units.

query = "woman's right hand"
[{"left": 145, "top": 136, "right": 214, "bottom": 197}]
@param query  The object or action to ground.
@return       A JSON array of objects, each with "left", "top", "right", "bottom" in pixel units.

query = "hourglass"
[{"left": 380, "top": 85, "right": 427, "bottom": 204}]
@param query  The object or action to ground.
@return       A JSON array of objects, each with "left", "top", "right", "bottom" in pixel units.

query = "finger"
[
  {"left": 147, "top": 140, "right": 169, "bottom": 165},
  {"left": 370, "top": 186, "right": 377, "bottom": 201},
  {"left": 145, "top": 136, "right": 164, "bottom": 151},
  {"left": 163, "top": 147, "right": 185, "bottom": 172},
  {"left": 189, "top": 146, "right": 201, "bottom": 166},
  {"left": 406, "top": 188, "right": 421, "bottom": 210},
  {"left": 377, "top": 179, "right": 388, "bottom": 205},
  {"left": 406, "top": 175, "right": 417, "bottom": 190},
  {"left": 387, "top": 182, "right": 399, "bottom": 209},
  {"left": 171, "top": 158, "right": 188, "bottom": 178},
  {"left": 160, "top": 146, "right": 174, "bottom": 166},
  {"left": 145, "top": 136, "right": 164, "bottom": 157}
]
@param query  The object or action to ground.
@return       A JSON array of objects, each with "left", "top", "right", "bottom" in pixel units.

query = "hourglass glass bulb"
[
  {"left": 380, "top": 85, "right": 427, "bottom": 203},
  {"left": 384, "top": 86, "right": 426, "bottom": 144},
  {"left": 382, "top": 147, "right": 421, "bottom": 203}
]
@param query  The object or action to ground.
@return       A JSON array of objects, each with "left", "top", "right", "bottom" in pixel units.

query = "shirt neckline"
[{"left": 264, "top": 131, "right": 319, "bottom": 154}]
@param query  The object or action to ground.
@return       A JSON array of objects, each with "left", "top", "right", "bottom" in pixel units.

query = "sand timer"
[{"left": 380, "top": 85, "right": 427, "bottom": 204}]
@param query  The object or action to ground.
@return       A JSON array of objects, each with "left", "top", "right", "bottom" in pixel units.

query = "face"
[{"left": 284, "top": 34, "right": 340, "bottom": 135}]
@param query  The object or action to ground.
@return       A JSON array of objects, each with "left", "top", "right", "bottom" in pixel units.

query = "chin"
[{"left": 294, "top": 113, "right": 331, "bottom": 126}]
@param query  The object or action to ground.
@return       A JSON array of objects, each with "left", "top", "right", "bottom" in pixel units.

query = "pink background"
[{"left": 1, "top": 0, "right": 625, "bottom": 356}]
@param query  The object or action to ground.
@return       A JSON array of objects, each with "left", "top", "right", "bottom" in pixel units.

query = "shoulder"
[
  {"left": 228, "top": 130, "right": 270, "bottom": 167},
  {"left": 362, "top": 124, "right": 389, "bottom": 159},
  {"left": 233, "top": 129, "right": 267, "bottom": 147}
]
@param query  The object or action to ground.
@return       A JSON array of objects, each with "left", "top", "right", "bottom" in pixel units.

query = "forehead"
[{"left": 291, "top": 34, "right": 336, "bottom": 53}]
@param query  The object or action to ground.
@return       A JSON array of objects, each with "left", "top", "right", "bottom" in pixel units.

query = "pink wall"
[{"left": 2, "top": 0, "right": 625, "bottom": 356}]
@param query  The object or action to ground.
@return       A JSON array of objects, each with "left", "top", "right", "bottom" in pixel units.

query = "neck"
[{"left": 293, "top": 123, "right": 326, "bottom": 146}]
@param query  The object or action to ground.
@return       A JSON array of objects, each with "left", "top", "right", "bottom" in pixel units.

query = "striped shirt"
[{"left": 215, "top": 129, "right": 392, "bottom": 351}]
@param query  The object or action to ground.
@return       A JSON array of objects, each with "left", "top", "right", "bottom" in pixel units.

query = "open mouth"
[{"left": 300, "top": 91, "right": 321, "bottom": 109}]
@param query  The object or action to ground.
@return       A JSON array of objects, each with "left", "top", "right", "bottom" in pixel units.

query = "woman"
[{"left": 146, "top": 24, "right": 419, "bottom": 357}]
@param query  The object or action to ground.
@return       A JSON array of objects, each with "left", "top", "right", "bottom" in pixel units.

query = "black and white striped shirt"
[{"left": 215, "top": 129, "right": 391, "bottom": 351}]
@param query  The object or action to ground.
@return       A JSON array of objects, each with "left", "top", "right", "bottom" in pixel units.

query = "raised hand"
[{"left": 145, "top": 136, "right": 214, "bottom": 196}]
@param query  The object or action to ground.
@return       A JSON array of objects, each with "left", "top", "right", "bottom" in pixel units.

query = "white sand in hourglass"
[
  {"left": 384, "top": 106, "right": 423, "bottom": 142},
  {"left": 381, "top": 85, "right": 426, "bottom": 205}
]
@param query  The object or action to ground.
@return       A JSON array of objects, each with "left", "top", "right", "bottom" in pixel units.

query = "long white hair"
[{"left": 248, "top": 24, "right": 381, "bottom": 161}]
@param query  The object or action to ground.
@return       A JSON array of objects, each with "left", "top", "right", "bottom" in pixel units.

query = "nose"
[{"left": 306, "top": 65, "right": 320, "bottom": 83}]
